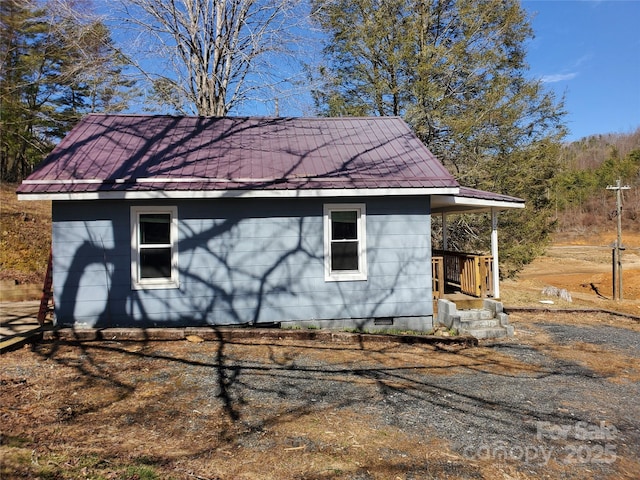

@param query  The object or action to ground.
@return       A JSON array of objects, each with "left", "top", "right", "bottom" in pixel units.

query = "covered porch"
[{"left": 431, "top": 187, "right": 525, "bottom": 301}]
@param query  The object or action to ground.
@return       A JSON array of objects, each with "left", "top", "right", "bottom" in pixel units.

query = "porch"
[
  {"left": 428, "top": 188, "right": 523, "bottom": 339},
  {"left": 430, "top": 250, "right": 514, "bottom": 339},
  {"left": 430, "top": 187, "right": 525, "bottom": 303}
]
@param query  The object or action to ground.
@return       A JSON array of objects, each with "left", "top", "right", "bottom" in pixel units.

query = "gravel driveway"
[
  {"left": 2, "top": 310, "right": 639, "bottom": 479},
  {"left": 201, "top": 318, "right": 640, "bottom": 478}
]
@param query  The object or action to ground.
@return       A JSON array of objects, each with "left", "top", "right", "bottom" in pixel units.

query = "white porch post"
[
  {"left": 442, "top": 212, "right": 448, "bottom": 250},
  {"left": 491, "top": 208, "right": 500, "bottom": 299}
]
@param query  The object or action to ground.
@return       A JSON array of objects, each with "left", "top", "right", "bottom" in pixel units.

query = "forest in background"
[{"left": 553, "top": 128, "right": 640, "bottom": 237}]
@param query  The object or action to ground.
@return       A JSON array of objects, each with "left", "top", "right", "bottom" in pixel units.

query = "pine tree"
[
  {"left": 0, "top": 0, "right": 137, "bottom": 182},
  {"left": 312, "top": 0, "right": 567, "bottom": 275},
  {"left": 0, "top": 0, "right": 49, "bottom": 181}
]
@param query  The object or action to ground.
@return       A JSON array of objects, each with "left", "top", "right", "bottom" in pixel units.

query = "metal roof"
[{"left": 18, "top": 115, "right": 460, "bottom": 197}]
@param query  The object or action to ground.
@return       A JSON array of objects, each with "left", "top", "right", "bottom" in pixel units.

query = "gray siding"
[{"left": 52, "top": 197, "right": 432, "bottom": 328}]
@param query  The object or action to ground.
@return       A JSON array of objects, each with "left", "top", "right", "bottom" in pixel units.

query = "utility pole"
[{"left": 606, "top": 180, "right": 630, "bottom": 300}]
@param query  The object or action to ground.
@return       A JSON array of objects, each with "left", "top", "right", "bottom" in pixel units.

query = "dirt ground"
[
  {"left": 2, "top": 311, "right": 639, "bottom": 480},
  {"left": 500, "top": 232, "right": 640, "bottom": 316}
]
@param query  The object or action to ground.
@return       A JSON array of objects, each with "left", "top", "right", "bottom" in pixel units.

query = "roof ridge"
[{"left": 84, "top": 113, "right": 405, "bottom": 121}]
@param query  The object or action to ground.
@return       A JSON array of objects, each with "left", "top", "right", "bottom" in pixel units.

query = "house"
[{"left": 17, "top": 115, "right": 524, "bottom": 331}]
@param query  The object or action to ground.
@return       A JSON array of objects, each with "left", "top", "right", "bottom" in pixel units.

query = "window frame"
[
  {"left": 130, "top": 205, "right": 179, "bottom": 290},
  {"left": 323, "top": 203, "right": 367, "bottom": 282}
]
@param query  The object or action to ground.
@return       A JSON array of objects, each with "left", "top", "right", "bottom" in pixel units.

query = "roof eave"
[
  {"left": 431, "top": 194, "right": 525, "bottom": 214},
  {"left": 18, "top": 186, "right": 460, "bottom": 201}
]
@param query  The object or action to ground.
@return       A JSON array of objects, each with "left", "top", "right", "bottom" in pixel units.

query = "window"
[
  {"left": 324, "top": 204, "right": 367, "bottom": 281},
  {"left": 131, "top": 206, "right": 178, "bottom": 289}
]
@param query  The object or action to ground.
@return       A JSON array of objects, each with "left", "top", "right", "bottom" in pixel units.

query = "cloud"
[
  {"left": 541, "top": 72, "right": 578, "bottom": 83},
  {"left": 572, "top": 54, "right": 592, "bottom": 69}
]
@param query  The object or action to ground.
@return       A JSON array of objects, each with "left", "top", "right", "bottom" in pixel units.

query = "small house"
[{"left": 18, "top": 115, "right": 523, "bottom": 331}]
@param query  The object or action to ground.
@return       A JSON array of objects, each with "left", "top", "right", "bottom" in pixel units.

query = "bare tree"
[{"left": 116, "top": 0, "right": 305, "bottom": 116}]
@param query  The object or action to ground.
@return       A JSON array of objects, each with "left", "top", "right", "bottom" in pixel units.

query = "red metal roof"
[
  {"left": 17, "top": 115, "right": 459, "bottom": 195},
  {"left": 457, "top": 187, "right": 524, "bottom": 203}
]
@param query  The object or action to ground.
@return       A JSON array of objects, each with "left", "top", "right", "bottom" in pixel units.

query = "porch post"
[
  {"left": 442, "top": 212, "right": 448, "bottom": 250},
  {"left": 491, "top": 208, "right": 500, "bottom": 299}
]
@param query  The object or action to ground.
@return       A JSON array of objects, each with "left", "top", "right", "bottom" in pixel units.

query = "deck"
[{"left": 0, "top": 301, "right": 50, "bottom": 352}]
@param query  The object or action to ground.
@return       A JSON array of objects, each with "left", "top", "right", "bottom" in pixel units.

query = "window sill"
[
  {"left": 325, "top": 271, "right": 368, "bottom": 282},
  {"left": 131, "top": 280, "right": 180, "bottom": 291}
]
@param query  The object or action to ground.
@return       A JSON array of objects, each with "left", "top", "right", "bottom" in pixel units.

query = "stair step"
[
  {"left": 459, "top": 318, "right": 500, "bottom": 329},
  {"left": 458, "top": 309, "right": 494, "bottom": 321},
  {"left": 437, "top": 299, "right": 513, "bottom": 340},
  {"left": 453, "top": 299, "right": 484, "bottom": 310},
  {"left": 460, "top": 326, "right": 511, "bottom": 339}
]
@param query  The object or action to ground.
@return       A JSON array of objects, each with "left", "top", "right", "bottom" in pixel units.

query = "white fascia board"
[
  {"left": 17, "top": 186, "right": 460, "bottom": 201},
  {"left": 432, "top": 195, "right": 525, "bottom": 212},
  {"left": 454, "top": 197, "right": 525, "bottom": 209}
]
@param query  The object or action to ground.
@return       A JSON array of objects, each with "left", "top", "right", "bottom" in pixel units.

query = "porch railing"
[
  {"left": 432, "top": 250, "right": 494, "bottom": 298},
  {"left": 432, "top": 255, "right": 445, "bottom": 299}
]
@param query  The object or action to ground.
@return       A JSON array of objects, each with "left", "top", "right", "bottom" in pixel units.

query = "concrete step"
[
  {"left": 458, "top": 308, "right": 494, "bottom": 321},
  {"left": 437, "top": 298, "right": 514, "bottom": 340},
  {"left": 459, "top": 318, "right": 501, "bottom": 329},
  {"left": 460, "top": 325, "right": 513, "bottom": 339}
]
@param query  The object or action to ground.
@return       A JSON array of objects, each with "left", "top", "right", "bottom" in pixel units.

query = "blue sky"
[
  {"left": 522, "top": 0, "right": 640, "bottom": 141},
  {"left": 105, "top": 0, "right": 639, "bottom": 142}
]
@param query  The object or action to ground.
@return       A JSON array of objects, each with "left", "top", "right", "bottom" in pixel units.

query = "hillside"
[
  {"left": 0, "top": 183, "right": 51, "bottom": 284},
  {"left": 554, "top": 128, "right": 640, "bottom": 237}
]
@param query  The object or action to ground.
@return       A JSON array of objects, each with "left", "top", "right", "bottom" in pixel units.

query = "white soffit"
[{"left": 431, "top": 194, "right": 525, "bottom": 214}]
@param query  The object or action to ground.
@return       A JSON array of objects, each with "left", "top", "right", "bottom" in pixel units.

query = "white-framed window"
[
  {"left": 324, "top": 203, "right": 367, "bottom": 281},
  {"left": 130, "top": 206, "right": 179, "bottom": 290}
]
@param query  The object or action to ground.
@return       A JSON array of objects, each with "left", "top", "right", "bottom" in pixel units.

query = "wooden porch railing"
[
  {"left": 432, "top": 250, "right": 494, "bottom": 298},
  {"left": 432, "top": 256, "right": 445, "bottom": 299}
]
